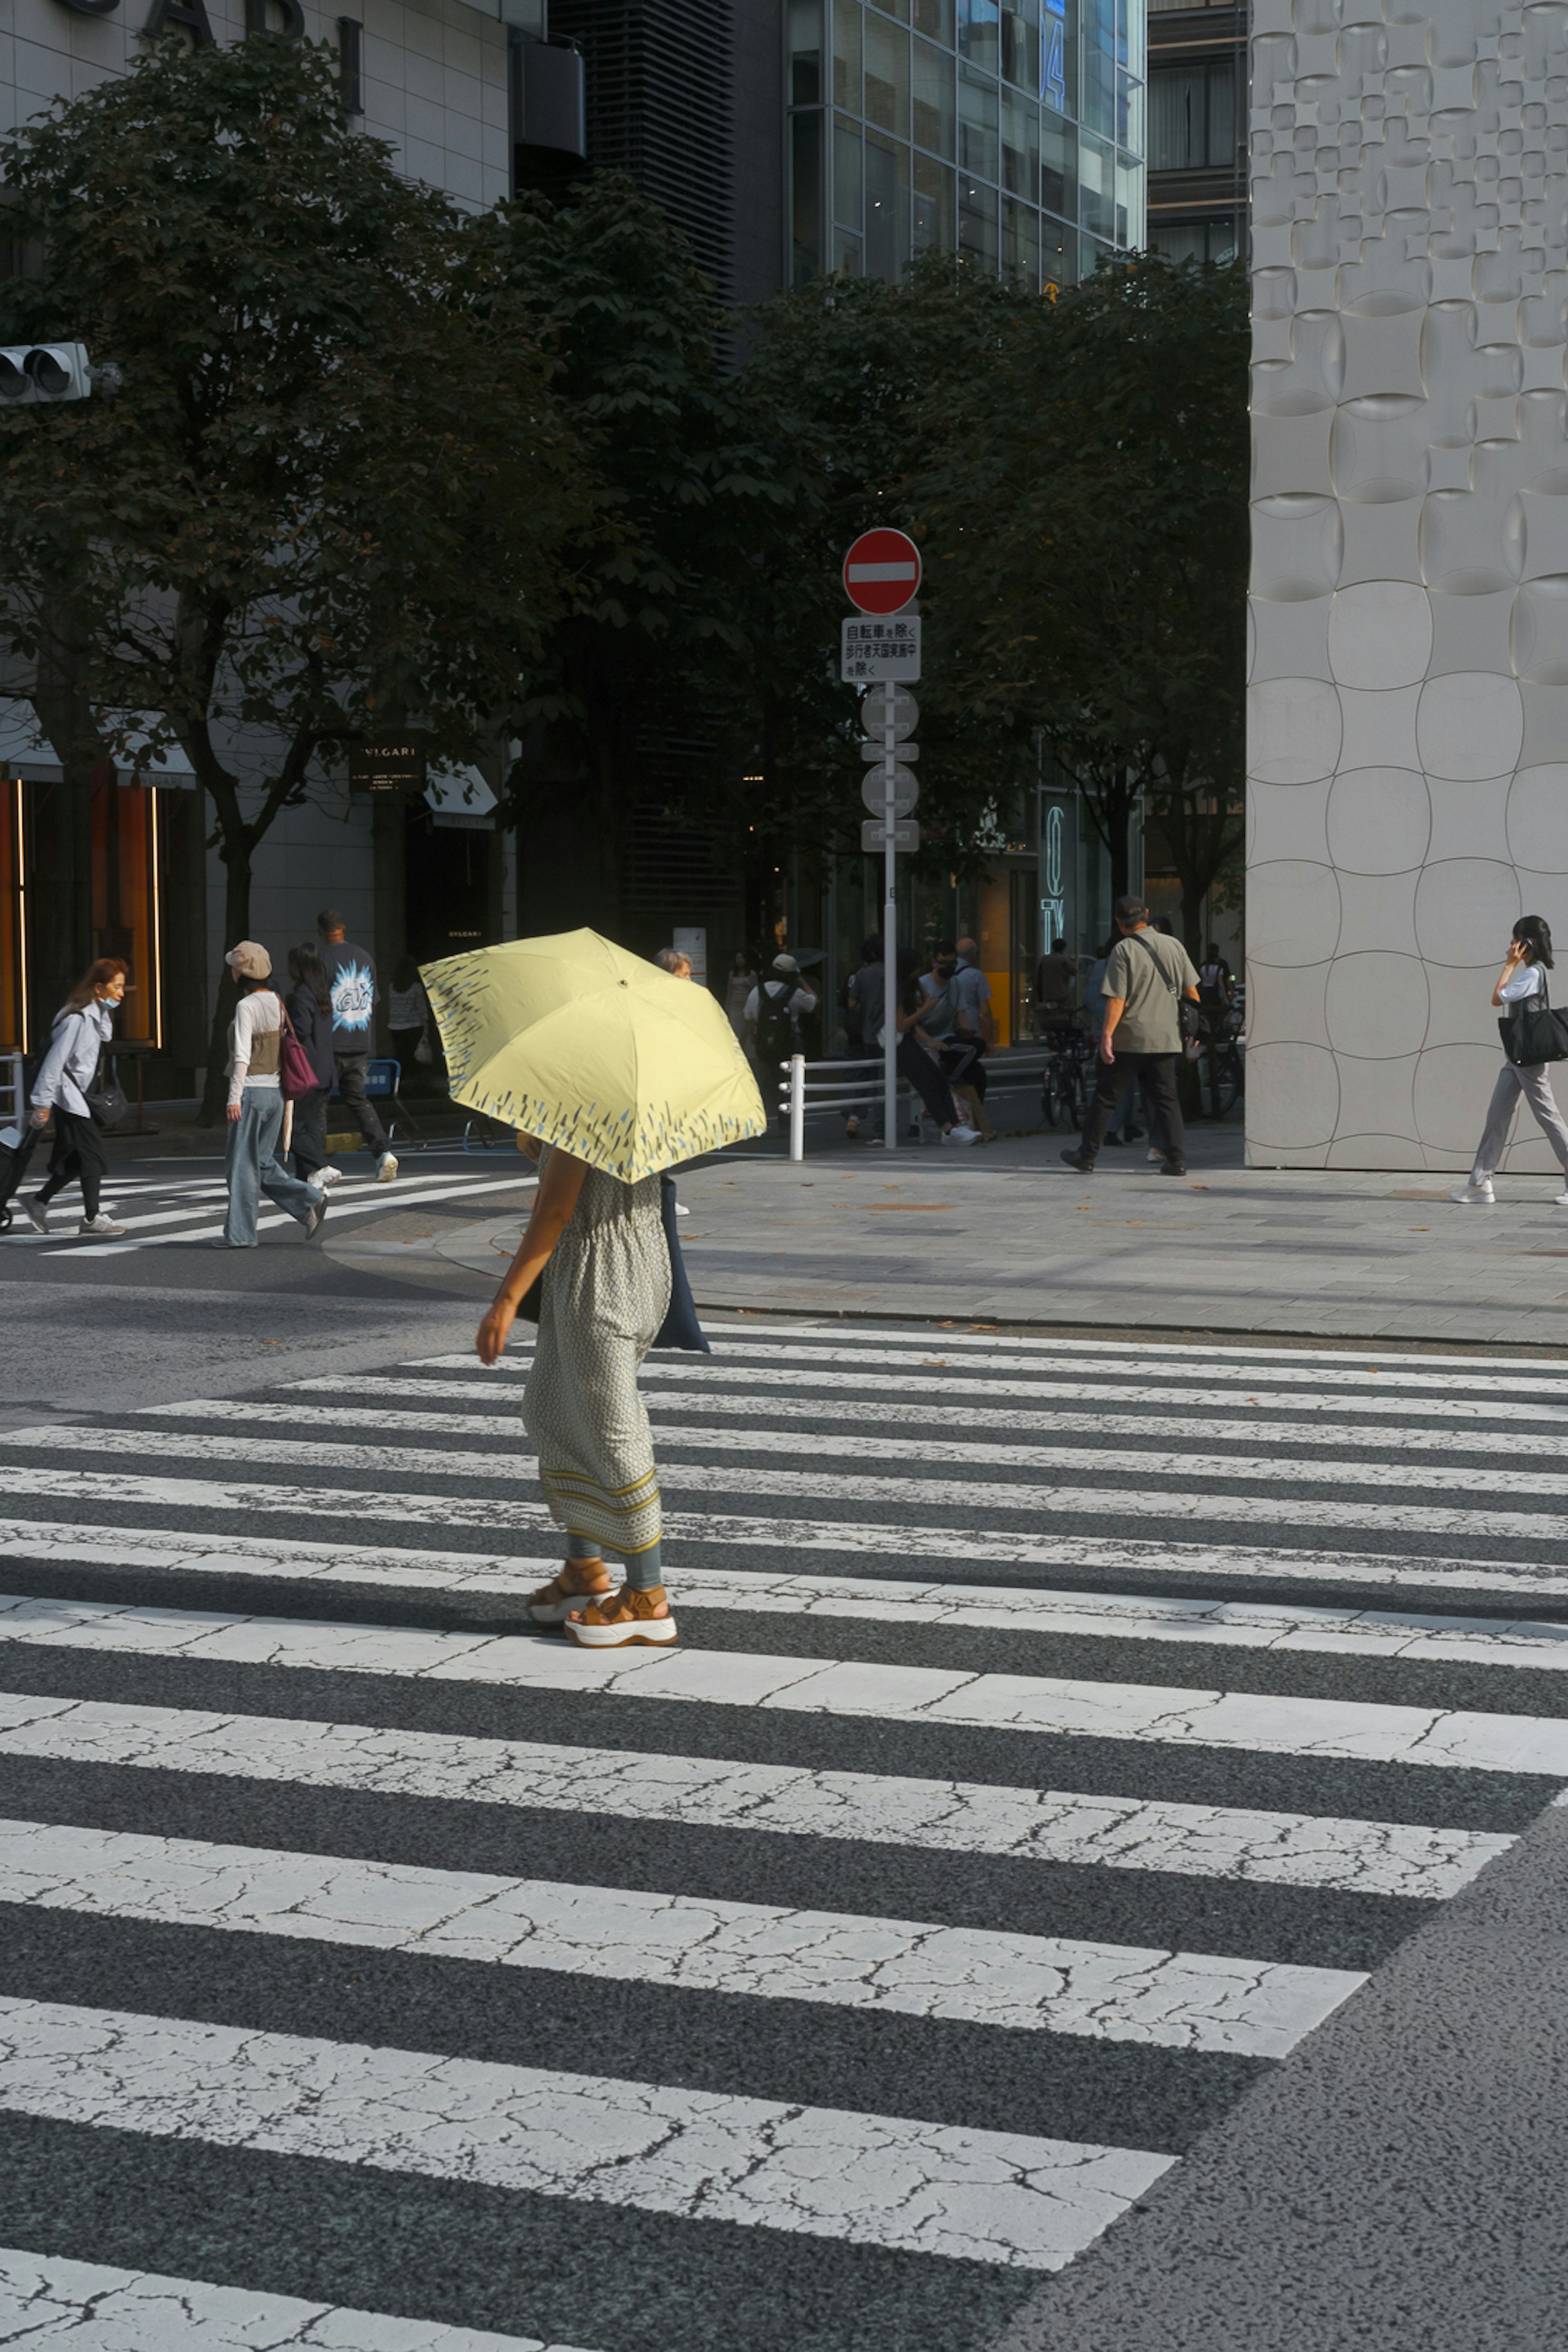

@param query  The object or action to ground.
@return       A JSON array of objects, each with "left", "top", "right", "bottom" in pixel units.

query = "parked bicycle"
[{"left": 1040, "top": 1016, "right": 1095, "bottom": 1130}]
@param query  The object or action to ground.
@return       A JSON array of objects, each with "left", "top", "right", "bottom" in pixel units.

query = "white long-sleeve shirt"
[{"left": 227, "top": 990, "right": 283, "bottom": 1109}]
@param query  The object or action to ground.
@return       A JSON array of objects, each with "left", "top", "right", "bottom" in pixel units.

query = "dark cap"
[{"left": 1112, "top": 893, "right": 1149, "bottom": 924}]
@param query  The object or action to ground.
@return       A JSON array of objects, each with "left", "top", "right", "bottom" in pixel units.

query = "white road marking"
[
  {"left": 278, "top": 1372, "right": 1568, "bottom": 1437},
  {"left": 0, "top": 1996, "right": 1175, "bottom": 2271},
  {"left": 0, "top": 1469, "right": 1563, "bottom": 1597},
  {"left": 53, "top": 1172, "right": 536, "bottom": 1256},
  {"left": 0, "top": 1817, "right": 1364, "bottom": 2055},
  {"left": 130, "top": 1398, "right": 1568, "bottom": 1479},
  {"left": 5, "top": 1425, "right": 1568, "bottom": 1540},
  {"left": 0, "top": 1693, "right": 1511, "bottom": 1899},
  {"left": 3, "top": 1514, "right": 1566, "bottom": 1668},
  {"left": 0, "top": 2248, "right": 588, "bottom": 2352},
  {"left": 419, "top": 1339, "right": 1568, "bottom": 1398},
  {"left": 3, "top": 1592, "right": 1566, "bottom": 1773}
]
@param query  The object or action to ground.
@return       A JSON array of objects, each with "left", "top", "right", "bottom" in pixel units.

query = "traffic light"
[{"left": 0, "top": 344, "right": 91, "bottom": 405}]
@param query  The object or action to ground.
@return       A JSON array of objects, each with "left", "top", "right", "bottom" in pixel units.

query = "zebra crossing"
[
  {"left": 0, "top": 1159, "right": 535, "bottom": 1256},
  {"left": 1, "top": 1321, "right": 1566, "bottom": 2350}
]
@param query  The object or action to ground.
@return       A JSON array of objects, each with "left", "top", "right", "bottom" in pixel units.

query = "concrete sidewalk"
[{"left": 662, "top": 1120, "right": 1568, "bottom": 1349}]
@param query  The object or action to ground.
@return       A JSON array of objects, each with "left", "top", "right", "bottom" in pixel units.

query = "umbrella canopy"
[{"left": 421, "top": 929, "right": 767, "bottom": 1182}]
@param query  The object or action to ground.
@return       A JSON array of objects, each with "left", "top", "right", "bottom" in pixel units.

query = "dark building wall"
[{"left": 548, "top": 0, "right": 784, "bottom": 306}]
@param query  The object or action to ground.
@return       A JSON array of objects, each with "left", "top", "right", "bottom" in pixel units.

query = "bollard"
[{"left": 788, "top": 1054, "right": 806, "bottom": 1161}]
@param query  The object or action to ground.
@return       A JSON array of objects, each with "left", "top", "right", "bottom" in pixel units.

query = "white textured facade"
[
  {"left": 1247, "top": 0, "right": 1568, "bottom": 1169},
  {"left": 0, "top": 0, "right": 512, "bottom": 209}
]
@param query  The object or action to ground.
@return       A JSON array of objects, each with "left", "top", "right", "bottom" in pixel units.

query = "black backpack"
[{"left": 755, "top": 978, "right": 800, "bottom": 1065}]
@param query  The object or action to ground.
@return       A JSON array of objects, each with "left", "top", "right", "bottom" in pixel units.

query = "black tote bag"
[
  {"left": 517, "top": 1172, "right": 708, "bottom": 1353},
  {"left": 1499, "top": 968, "right": 1568, "bottom": 1066}
]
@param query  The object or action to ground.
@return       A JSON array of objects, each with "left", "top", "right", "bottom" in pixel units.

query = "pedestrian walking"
[
  {"left": 1198, "top": 944, "right": 1233, "bottom": 1013},
  {"left": 316, "top": 909, "right": 397, "bottom": 1182},
  {"left": 1061, "top": 894, "right": 1201, "bottom": 1178},
  {"left": 388, "top": 956, "right": 432, "bottom": 1089},
  {"left": 477, "top": 1136, "right": 678, "bottom": 1647},
  {"left": 947, "top": 936, "right": 997, "bottom": 1139},
  {"left": 216, "top": 942, "right": 331, "bottom": 1251},
  {"left": 654, "top": 946, "right": 693, "bottom": 979},
  {"left": 744, "top": 953, "right": 820, "bottom": 1072},
  {"left": 284, "top": 942, "right": 339, "bottom": 1189},
  {"left": 24, "top": 957, "right": 130, "bottom": 1238},
  {"left": 843, "top": 935, "right": 884, "bottom": 1139},
  {"left": 1083, "top": 934, "right": 1148, "bottom": 1148},
  {"left": 724, "top": 951, "right": 757, "bottom": 1043},
  {"left": 895, "top": 948, "right": 978, "bottom": 1145},
  {"left": 1033, "top": 935, "right": 1077, "bottom": 1040},
  {"left": 920, "top": 940, "right": 994, "bottom": 1140},
  {"left": 1451, "top": 915, "right": 1568, "bottom": 1205}
]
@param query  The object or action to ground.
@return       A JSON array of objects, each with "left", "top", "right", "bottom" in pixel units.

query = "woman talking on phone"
[{"left": 1451, "top": 915, "right": 1568, "bottom": 1205}]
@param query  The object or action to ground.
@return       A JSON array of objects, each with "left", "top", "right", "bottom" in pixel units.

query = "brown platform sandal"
[
  {"left": 527, "top": 1559, "right": 613, "bottom": 1626},
  {"left": 564, "top": 1585, "right": 679, "bottom": 1648}
]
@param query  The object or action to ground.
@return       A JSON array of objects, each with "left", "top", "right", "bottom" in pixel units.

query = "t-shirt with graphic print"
[{"left": 321, "top": 940, "right": 379, "bottom": 1044}]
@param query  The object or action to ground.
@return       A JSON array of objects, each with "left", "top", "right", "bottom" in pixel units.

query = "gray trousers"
[
  {"left": 223, "top": 1089, "right": 321, "bottom": 1246},
  {"left": 1471, "top": 1059, "right": 1568, "bottom": 1182}
]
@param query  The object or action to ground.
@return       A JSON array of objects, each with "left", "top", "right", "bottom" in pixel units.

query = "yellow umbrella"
[{"left": 421, "top": 928, "right": 767, "bottom": 1182}]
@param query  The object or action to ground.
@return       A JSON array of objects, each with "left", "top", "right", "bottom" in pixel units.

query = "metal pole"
[
  {"left": 883, "top": 706, "right": 898, "bottom": 1149},
  {"left": 788, "top": 1052, "right": 805, "bottom": 1161}
]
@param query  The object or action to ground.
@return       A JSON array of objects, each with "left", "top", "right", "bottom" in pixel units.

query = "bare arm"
[
  {"left": 1100, "top": 996, "right": 1126, "bottom": 1062},
  {"left": 475, "top": 1145, "right": 588, "bottom": 1365},
  {"left": 1492, "top": 944, "right": 1529, "bottom": 1007}
]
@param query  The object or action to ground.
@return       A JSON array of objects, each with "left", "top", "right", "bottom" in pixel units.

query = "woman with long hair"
[
  {"left": 285, "top": 940, "right": 339, "bottom": 1189},
  {"left": 24, "top": 957, "right": 130, "bottom": 1239},
  {"left": 1452, "top": 914, "right": 1568, "bottom": 1205}
]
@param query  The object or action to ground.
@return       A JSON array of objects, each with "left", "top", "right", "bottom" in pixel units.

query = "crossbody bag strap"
[{"left": 1124, "top": 929, "right": 1179, "bottom": 998}]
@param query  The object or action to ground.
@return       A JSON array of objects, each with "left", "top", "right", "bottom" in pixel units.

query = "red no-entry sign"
[{"left": 842, "top": 527, "right": 921, "bottom": 615}]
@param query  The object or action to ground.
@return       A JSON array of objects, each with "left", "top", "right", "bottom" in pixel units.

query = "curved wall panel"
[{"left": 1247, "top": 0, "right": 1568, "bottom": 1170}]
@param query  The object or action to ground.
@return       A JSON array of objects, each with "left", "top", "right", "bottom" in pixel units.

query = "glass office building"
[{"left": 788, "top": 0, "right": 1145, "bottom": 293}]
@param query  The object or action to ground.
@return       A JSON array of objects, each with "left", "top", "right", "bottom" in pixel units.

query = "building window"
[
  {"left": 1149, "top": 212, "right": 1240, "bottom": 263},
  {"left": 808, "top": 0, "right": 1144, "bottom": 286},
  {"left": 1147, "top": 57, "right": 1235, "bottom": 172},
  {"left": 791, "top": 107, "right": 825, "bottom": 282}
]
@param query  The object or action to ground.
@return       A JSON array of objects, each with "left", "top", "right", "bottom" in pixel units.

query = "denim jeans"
[{"left": 224, "top": 1089, "right": 321, "bottom": 1246}]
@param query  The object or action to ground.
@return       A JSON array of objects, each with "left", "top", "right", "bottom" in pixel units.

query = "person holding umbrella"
[{"left": 437, "top": 929, "right": 766, "bottom": 1648}]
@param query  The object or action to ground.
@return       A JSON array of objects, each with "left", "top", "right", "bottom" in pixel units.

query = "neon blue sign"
[{"left": 1042, "top": 0, "right": 1067, "bottom": 111}]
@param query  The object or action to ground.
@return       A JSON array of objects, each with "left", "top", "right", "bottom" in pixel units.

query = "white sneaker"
[
  {"left": 1450, "top": 1180, "right": 1495, "bottom": 1204},
  {"left": 76, "top": 1213, "right": 126, "bottom": 1238},
  {"left": 314, "top": 1164, "right": 344, "bottom": 1190},
  {"left": 942, "top": 1125, "right": 982, "bottom": 1146},
  {"left": 24, "top": 1196, "right": 49, "bottom": 1236},
  {"left": 1554, "top": 1189, "right": 1568, "bottom": 1207},
  {"left": 305, "top": 1192, "right": 330, "bottom": 1239},
  {"left": 376, "top": 1150, "right": 398, "bottom": 1183}
]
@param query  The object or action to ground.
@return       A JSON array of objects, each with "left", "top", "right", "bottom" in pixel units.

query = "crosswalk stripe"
[
  {"left": 5, "top": 1515, "right": 1567, "bottom": 1668},
  {"left": 4, "top": 1591, "right": 1566, "bottom": 1774},
  {"left": 55, "top": 1172, "right": 537, "bottom": 1256},
  {"left": 5, "top": 1429, "right": 1567, "bottom": 1542},
  {"left": 0, "top": 1694, "right": 1510, "bottom": 1898},
  {"left": 126, "top": 1400, "right": 1568, "bottom": 1482},
  {"left": 28, "top": 1169, "right": 481, "bottom": 1243},
  {"left": 0, "top": 1817, "right": 1364, "bottom": 2054},
  {"left": 2, "top": 1471, "right": 1562, "bottom": 1598},
  {"left": 274, "top": 1376, "right": 1568, "bottom": 1442},
  {"left": 419, "top": 1339, "right": 1568, "bottom": 1398},
  {"left": 0, "top": 2248, "right": 592, "bottom": 2352},
  {"left": 0, "top": 1996, "right": 1175, "bottom": 2270}
]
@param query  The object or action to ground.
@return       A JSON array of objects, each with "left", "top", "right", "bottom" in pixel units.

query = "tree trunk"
[{"left": 197, "top": 831, "right": 252, "bottom": 1126}]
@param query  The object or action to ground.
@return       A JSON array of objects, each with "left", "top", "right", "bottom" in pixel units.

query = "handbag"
[
  {"left": 79, "top": 1053, "right": 129, "bottom": 1130},
  {"left": 515, "top": 1172, "right": 708, "bottom": 1353},
  {"left": 278, "top": 1008, "right": 318, "bottom": 1101},
  {"left": 1499, "top": 967, "right": 1568, "bottom": 1065},
  {"left": 1125, "top": 930, "right": 1209, "bottom": 1049}
]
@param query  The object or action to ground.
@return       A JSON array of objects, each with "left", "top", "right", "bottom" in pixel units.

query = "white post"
[
  {"left": 788, "top": 1052, "right": 805, "bottom": 1161},
  {"left": 883, "top": 710, "right": 898, "bottom": 1150}
]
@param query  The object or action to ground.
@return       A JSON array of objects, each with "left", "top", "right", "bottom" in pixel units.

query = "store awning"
[{"left": 0, "top": 699, "right": 197, "bottom": 787}]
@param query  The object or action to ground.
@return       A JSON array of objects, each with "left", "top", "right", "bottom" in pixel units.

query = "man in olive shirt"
[{"left": 1061, "top": 894, "right": 1202, "bottom": 1178}]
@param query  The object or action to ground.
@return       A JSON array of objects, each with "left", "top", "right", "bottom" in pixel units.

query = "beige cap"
[
  {"left": 771, "top": 952, "right": 800, "bottom": 975},
  {"left": 225, "top": 941, "right": 272, "bottom": 980}
]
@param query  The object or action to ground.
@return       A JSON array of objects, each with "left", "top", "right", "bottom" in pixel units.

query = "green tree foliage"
[
  {"left": 481, "top": 177, "right": 789, "bottom": 933},
  {"left": 724, "top": 255, "right": 1042, "bottom": 879},
  {"left": 0, "top": 36, "right": 586, "bottom": 1112},
  {"left": 925, "top": 253, "right": 1249, "bottom": 936}
]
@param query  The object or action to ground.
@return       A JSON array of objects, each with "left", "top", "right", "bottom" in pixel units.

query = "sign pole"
[{"left": 884, "top": 708, "right": 898, "bottom": 1148}]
